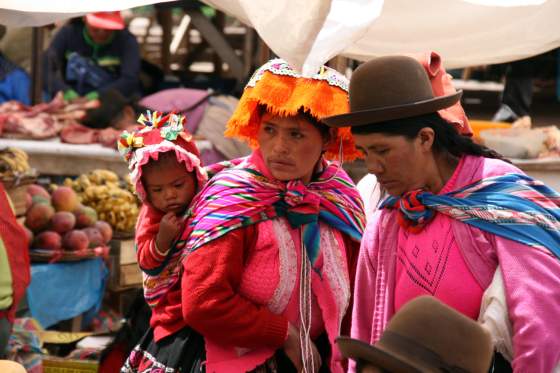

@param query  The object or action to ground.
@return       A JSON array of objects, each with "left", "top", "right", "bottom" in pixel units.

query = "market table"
[
  {"left": 512, "top": 158, "right": 560, "bottom": 191},
  {"left": 0, "top": 138, "right": 212, "bottom": 177}
]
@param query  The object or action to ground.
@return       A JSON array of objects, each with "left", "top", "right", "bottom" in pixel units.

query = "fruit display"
[
  {"left": 64, "top": 169, "right": 139, "bottom": 233},
  {"left": 23, "top": 183, "right": 113, "bottom": 253},
  {"left": 0, "top": 147, "right": 34, "bottom": 179}
]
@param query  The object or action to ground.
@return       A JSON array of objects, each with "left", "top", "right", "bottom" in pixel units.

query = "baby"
[{"left": 119, "top": 112, "right": 207, "bottom": 315}]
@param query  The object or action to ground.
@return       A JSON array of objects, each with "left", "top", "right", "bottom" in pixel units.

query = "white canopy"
[
  {"left": 0, "top": 0, "right": 173, "bottom": 27},
  {"left": 1, "top": 0, "right": 558, "bottom": 74},
  {"left": 202, "top": 0, "right": 559, "bottom": 74}
]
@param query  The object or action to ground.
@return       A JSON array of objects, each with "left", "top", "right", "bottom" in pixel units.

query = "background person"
[
  {"left": 43, "top": 12, "right": 140, "bottom": 100},
  {"left": 0, "top": 183, "right": 30, "bottom": 358}
]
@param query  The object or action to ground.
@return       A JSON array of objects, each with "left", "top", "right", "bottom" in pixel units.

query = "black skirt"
[
  {"left": 250, "top": 333, "right": 331, "bottom": 373},
  {"left": 121, "top": 326, "right": 205, "bottom": 373}
]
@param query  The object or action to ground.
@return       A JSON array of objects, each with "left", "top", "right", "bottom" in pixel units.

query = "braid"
[
  {"left": 352, "top": 112, "right": 510, "bottom": 162},
  {"left": 432, "top": 117, "right": 511, "bottom": 163}
]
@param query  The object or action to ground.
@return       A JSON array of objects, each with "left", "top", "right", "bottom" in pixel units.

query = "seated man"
[
  {"left": 43, "top": 12, "right": 140, "bottom": 100},
  {"left": 0, "top": 26, "right": 30, "bottom": 105}
]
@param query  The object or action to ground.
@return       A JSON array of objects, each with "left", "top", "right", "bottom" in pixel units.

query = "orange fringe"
[{"left": 225, "top": 71, "right": 362, "bottom": 161}]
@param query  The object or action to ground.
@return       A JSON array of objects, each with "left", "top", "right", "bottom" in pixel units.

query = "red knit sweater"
[
  {"left": 135, "top": 205, "right": 166, "bottom": 271},
  {"left": 148, "top": 221, "right": 359, "bottom": 344},
  {"left": 181, "top": 224, "right": 359, "bottom": 349}
]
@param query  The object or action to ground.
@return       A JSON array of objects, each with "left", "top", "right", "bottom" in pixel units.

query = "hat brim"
[
  {"left": 323, "top": 91, "right": 462, "bottom": 128},
  {"left": 85, "top": 13, "right": 125, "bottom": 30},
  {"left": 336, "top": 337, "right": 423, "bottom": 373}
]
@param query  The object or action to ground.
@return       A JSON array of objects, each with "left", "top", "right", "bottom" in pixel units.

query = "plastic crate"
[{"left": 42, "top": 357, "right": 98, "bottom": 373}]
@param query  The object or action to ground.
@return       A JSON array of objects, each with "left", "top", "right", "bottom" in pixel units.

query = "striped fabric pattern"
[
  {"left": 382, "top": 173, "right": 560, "bottom": 259},
  {"left": 186, "top": 156, "right": 366, "bottom": 269}
]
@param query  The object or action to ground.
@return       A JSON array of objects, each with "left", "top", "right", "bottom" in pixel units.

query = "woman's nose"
[
  {"left": 366, "top": 156, "right": 384, "bottom": 176},
  {"left": 272, "top": 134, "right": 289, "bottom": 154}
]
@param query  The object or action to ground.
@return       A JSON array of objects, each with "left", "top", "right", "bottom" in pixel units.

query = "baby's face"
[{"left": 143, "top": 163, "right": 197, "bottom": 214}]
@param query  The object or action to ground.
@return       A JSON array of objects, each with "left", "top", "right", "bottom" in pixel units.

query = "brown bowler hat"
[
  {"left": 323, "top": 56, "right": 462, "bottom": 127},
  {"left": 336, "top": 296, "right": 493, "bottom": 373}
]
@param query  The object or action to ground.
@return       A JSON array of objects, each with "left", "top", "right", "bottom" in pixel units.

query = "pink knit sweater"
[{"left": 394, "top": 156, "right": 484, "bottom": 319}]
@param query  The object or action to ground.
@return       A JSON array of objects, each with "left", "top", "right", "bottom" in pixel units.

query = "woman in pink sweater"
[{"left": 324, "top": 55, "right": 560, "bottom": 372}]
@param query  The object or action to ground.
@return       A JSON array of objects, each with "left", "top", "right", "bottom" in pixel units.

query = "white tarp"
[
  {"left": 0, "top": 0, "right": 173, "bottom": 27},
  {"left": 1, "top": 0, "right": 557, "bottom": 74},
  {"left": 202, "top": 0, "right": 559, "bottom": 74}
]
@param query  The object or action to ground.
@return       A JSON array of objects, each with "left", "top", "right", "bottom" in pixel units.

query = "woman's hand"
[
  {"left": 155, "top": 212, "right": 182, "bottom": 254},
  {"left": 283, "top": 323, "right": 322, "bottom": 372}
]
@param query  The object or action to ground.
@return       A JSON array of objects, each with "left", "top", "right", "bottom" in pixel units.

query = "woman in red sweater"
[{"left": 181, "top": 59, "right": 365, "bottom": 373}]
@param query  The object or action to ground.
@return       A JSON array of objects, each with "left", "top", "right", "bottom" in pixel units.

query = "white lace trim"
[
  {"left": 320, "top": 225, "right": 351, "bottom": 325},
  {"left": 267, "top": 219, "right": 297, "bottom": 314}
]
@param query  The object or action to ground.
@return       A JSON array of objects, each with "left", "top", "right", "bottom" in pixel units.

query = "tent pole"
[{"left": 30, "top": 27, "right": 45, "bottom": 105}]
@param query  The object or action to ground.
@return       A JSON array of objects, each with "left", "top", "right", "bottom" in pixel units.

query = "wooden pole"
[
  {"left": 30, "top": 27, "right": 45, "bottom": 105},
  {"left": 257, "top": 36, "right": 271, "bottom": 67},
  {"left": 243, "top": 26, "right": 255, "bottom": 76},
  {"left": 157, "top": 8, "right": 173, "bottom": 74},
  {"left": 212, "top": 11, "right": 225, "bottom": 76}
]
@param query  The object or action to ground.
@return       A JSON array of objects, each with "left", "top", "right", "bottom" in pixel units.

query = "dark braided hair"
[{"left": 351, "top": 112, "right": 510, "bottom": 162}]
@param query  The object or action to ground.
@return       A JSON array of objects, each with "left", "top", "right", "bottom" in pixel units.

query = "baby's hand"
[{"left": 155, "top": 212, "right": 182, "bottom": 254}]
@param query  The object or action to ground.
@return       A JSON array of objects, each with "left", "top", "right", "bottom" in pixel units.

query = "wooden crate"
[
  {"left": 104, "top": 286, "right": 143, "bottom": 315},
  {"left": 108, "top": 239, "right": 142, "bottom": 290}
]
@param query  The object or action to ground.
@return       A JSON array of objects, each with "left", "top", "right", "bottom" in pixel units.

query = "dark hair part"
[{"left": 351, "top": 112, "right": 509, "bottom": 161}]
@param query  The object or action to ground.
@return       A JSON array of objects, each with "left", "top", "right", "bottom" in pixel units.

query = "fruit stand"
[{"left": 1, "top": 145, "right": 144, "bottom": 342}]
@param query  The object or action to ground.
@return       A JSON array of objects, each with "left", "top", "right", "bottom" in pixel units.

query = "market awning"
[
  {"left": 2, "top": 0, "right": 558, "bottom": 74},
  {"left": 0, "top": 0, "right": 173, "bottom": 27},
  {"left": 201, "top": 0, "right": 559, "bottom": 74}
]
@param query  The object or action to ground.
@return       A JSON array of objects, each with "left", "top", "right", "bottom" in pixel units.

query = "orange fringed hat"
[{"left": 225, "top": 58, "right": 361, "bottom": 161}]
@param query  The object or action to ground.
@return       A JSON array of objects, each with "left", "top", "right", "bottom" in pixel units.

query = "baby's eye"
[
  {"left": 174, "top": 182, "right": 184, "bottom": 188},
  {"left": 290, "top": 131, "right": 303, "bottom": 139},
  {"left": 151, "top": 188, "right": 162, "bottom": 193}
]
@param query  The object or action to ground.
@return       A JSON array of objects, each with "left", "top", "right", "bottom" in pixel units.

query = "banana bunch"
[
  {"left": 0, "top": 147, "right": 31, "bottom": 178},
  {"left": 64, "top": 169, "right": 139, "bottom": 232}
]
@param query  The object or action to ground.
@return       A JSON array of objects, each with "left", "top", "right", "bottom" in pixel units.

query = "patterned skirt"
[{"left": 121, "top": 327, "right": 205, "bottom": 373}]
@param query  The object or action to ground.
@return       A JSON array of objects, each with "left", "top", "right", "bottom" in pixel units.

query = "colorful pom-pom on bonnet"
[
  {"left": 118, "top": 111, "right": 208, "bottom": 201},
  {"left": 225, "top": 58, "right": 361, "bottom": 161}
]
